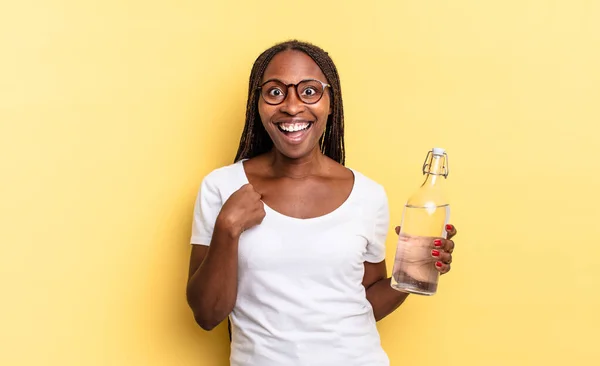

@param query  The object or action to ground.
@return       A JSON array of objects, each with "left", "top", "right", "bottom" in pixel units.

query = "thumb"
[{"left": 245, "top": 183, "right": 262, "bottom": 198}]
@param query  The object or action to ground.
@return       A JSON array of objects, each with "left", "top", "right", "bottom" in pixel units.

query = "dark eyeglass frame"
[{"left": 257, "top": 78, "right": 331, "bottom": 105}]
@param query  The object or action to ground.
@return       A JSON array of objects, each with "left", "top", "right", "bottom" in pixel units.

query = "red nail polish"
[
  {"left": 435, "top": 261, "right": 443, "bottom": 268},
  {"left": 434, "top": 239, "right": 442, "bottom": 247},
  {"left": 431, "top": 250, "right": 440, "bottom": 257},
  {"left": 446, "top": 224, "right": 454, "bottom": 231}
]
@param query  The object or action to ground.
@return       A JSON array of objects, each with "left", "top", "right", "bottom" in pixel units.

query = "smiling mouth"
[
  {"left": 276, "top": 121, "right": 313, "bottom": 134},
  {"left": 274, "top": 121, "right": 314, "bottom": 144}
]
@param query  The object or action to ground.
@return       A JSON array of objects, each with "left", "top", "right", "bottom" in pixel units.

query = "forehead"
[{"left": 262, "top": 50, "right": 327, "bottom": 84}]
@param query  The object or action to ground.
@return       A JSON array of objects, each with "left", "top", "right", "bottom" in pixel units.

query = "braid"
[{"left": 233, "top": 40, "right": 346, "bottom": 165}]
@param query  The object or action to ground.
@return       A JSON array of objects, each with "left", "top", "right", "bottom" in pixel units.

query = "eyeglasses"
[{"left": 258, "top": 79, "right": 331, "bottom": 105}]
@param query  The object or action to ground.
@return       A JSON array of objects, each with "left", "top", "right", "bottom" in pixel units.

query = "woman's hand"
[
  {"left": 394, "top": 224, "right": 457, "bottom": 275},
  {"left": 216, "top": 183, "right": 266, "bottom": 238}
]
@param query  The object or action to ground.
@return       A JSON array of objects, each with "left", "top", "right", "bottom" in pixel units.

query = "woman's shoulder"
[
  {"left": 347, "top": 167, "right": 388, "bottom": 202},
  {"left": 348, "top": 167, "right": 385, "bottom": 190},
  {"left": 201, "top": 160, "right": 245, "bottom": 186},
  {"left": 320, "top": 156, "right": 386, "bottom": 197}
]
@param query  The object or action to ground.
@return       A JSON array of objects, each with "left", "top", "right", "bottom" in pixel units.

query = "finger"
[
  {"left": 445, "top": 224, "right": 457, "bottom": 239},
  {"left": 248, "top": 206, "right": 266, "bottom": 227},
  {"left": 395, "top": 226, "right": 401, "bottom": 235},
  {"left": 254, "top": 201, "right": 266, "bottom": 212},
  {"left": 435, "top": 261, "right": 451, "bottom": 275},
  {"left": 431, "top": 249, "right": 452, "bottom": 264},
  {"left": 432, "top": 238, "right": 454, "bottom": 253},
  {"left": 444, "top": 239, "right": 455, "bottom": 254},
  {"left": 244, "top": 185, "right": 262, "bottom": 199},
  {"left": 256, "top": 207, "right": 266, "bottom": 223},
  {"left": 242, "top": 183, "right": 262, "bottom": 196}
]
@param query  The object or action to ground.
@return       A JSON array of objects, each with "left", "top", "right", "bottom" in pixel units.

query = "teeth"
[{"left": 279, "top": 122, "right": 310, "bottom": 132}]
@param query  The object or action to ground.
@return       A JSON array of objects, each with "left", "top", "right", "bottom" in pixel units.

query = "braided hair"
[{"left": 233, "top": 40, "right": 346, "bottom": 165}]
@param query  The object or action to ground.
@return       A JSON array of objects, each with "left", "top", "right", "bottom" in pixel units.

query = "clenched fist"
[{"left": 216, "top": 184, "right": 266, "bottom": 238}]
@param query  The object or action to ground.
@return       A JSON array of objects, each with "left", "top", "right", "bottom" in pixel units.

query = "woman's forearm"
[
  {"left": 186, "top": 221, "right": 240, "bottom": 330},
  {"left": 366, "top": 277, "right": 410, "bottom": 321}
]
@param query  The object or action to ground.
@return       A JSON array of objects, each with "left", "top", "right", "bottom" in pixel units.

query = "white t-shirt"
[{"left": 190, "top": 160, "right": 390, "bottom": 366}]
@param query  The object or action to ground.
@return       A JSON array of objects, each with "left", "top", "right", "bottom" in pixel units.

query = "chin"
[
  {"left": 263, "top": 118, "right": 328, "bottom": 161},
  {"left": 272, "top": 141, "right": 321, "bottom": 161}
]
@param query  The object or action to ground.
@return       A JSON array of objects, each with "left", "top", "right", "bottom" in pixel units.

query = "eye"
[
  {"left": 268, "top": 88, "right": 284, "bottom": 97},
  {"left": 301, "top": 86, "right": 318, "bottom": 97}
]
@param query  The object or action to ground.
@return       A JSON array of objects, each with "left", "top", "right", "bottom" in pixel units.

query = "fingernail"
[
  {"left": 445, "top": 224, "right": 454, "bottom": 231},
  {"left": 431, "top": 250, "right": 440, "bottom": 257},
  {"left": 434, "top": 239, "right": 443, "bottom": 247},
  {"left": 435, "top": 261, "right": 443, "bottom": 268}
]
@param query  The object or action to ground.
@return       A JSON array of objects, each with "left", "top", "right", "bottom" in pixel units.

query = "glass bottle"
[{"left": 390, "top": 148, "right": 450, "bottom": 296}]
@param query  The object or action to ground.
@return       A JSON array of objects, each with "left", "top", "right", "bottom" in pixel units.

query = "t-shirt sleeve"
[
  {"left": 190, "top": 173, "right": 223, "bottom": 245},
  {"left": 364, "top": 185, "right": 390, "bottom": 263}
]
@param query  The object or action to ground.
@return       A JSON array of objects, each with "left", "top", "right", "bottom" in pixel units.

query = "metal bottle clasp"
[{"left": 422, "top": 150, "right": 450, "bottom": 177}]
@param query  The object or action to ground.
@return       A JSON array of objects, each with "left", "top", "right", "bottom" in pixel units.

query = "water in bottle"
[{"left": 391, "top": 148, "right": 450, "bottom": 296}]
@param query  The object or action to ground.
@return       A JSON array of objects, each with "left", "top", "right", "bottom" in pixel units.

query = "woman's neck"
[{"left": 267, "top": 148, "right": 326, "bottom": 179}]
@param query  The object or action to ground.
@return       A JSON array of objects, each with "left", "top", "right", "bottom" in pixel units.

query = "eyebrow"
[
  {"left": 261, "top": 78, "right": 325, "bottom": 85},
  {"left": 261, "top": 78, "right": 285, "bottom": 85}
]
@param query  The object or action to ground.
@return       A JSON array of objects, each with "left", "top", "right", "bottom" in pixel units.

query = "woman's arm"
[
  {"left": 363, "top": 261, "right": 409, "bottom": 321},
  {"left": 186, "top": 220, "right": 241, "bottom": 331},
  {"left": 187, "top": 183, "right": 266, "bottom": 331},
  {"left": 363, "top": 225, "right": 457, "bottom": 321}
]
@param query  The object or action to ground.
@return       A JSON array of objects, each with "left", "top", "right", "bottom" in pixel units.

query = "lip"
[
  {"left": 274, "top": 118, "right": 311, "bottom": 124},
  {"left": 273, "top": 119, "right": 313, "bottom": 145}
]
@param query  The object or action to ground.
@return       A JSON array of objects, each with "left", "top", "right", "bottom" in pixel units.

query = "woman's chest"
[
  {"left": 237, "top": 211, "right": 369, "bottom": 277},
  {"left": 252, "top": 177, "right": 353, "bottom": 220}
]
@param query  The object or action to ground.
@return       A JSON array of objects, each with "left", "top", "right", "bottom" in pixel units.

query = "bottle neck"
[
  {"left": 408, "top": 151, "right": 450, "bottom": 207},
  {"left": 422, "top": 153, "right": 447, "bottom": 186}
]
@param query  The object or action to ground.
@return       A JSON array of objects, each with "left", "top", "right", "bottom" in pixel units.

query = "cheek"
[
  {"left": 257, "top": 103, "right": 274, "bottom": 127},
  {"left": 314, "top": 101, "right": 331, "bottom": 125}
]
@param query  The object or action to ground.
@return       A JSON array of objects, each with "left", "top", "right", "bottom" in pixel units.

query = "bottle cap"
[{"left": 432, "top": 147, "right": 446, "bottom": 156}]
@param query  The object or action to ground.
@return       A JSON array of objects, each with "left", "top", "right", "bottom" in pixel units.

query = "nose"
[{"left": 279, "top": 86, "right": 305, "bottom": 115}]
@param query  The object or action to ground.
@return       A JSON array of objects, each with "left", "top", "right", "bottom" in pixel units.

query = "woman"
[{"left": 186, "top": 40, "right": 457, "bottom": 366}]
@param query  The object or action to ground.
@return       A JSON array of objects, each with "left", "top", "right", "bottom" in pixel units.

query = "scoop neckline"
[{"left": 237, "top": 159, "right": 357, "bottom": 222}]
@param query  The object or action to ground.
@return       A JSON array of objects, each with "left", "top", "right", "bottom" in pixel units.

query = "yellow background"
[{"left": 1, "top": 1, "right": 598, "bottom": 365}]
